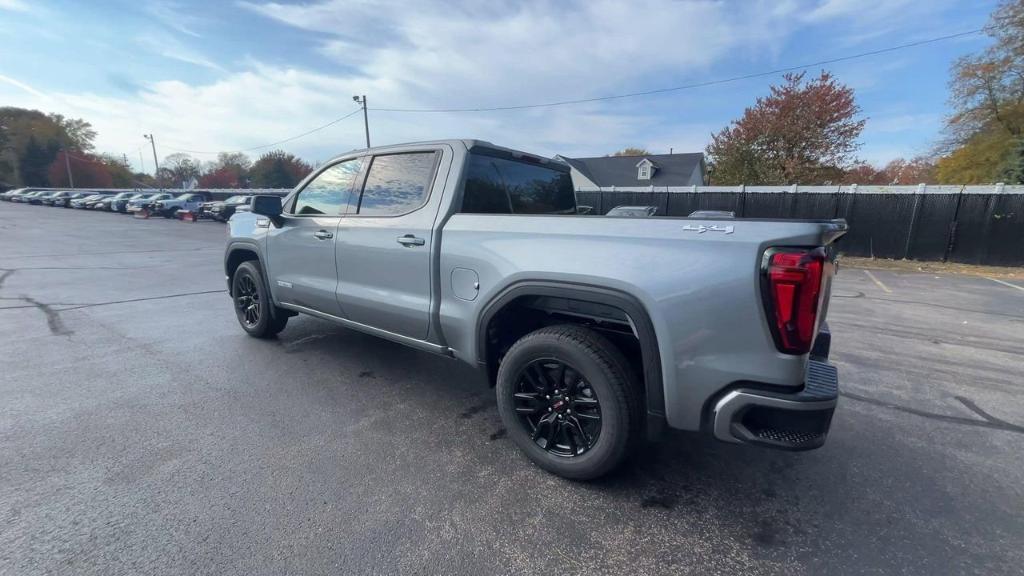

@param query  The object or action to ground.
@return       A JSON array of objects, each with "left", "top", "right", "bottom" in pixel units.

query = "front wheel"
[
  {"left": 232, "top": 261, "right": 288, "bottom": 338},
  {"left": 496, "top": 325, "right": 642, "bottom": 480}
]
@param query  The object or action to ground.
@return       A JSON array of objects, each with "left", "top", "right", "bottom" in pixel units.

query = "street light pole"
[
  {"left": 352, "top": 95, "right": 370, "bottom": 148},
  {"left": 143, "top": 134, "right": 160, "bottom": 177}
]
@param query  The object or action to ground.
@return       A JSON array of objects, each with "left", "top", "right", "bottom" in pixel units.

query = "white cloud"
[
  {"left": 240, "top": 0, "right": 806, "bottom": 110},
  {"left": 135, "top": 34, "right": 226, "bottom": 71},
  {"left": 0, "top": 74, "right": 49, "bottom": 100},
  {"left": 146, "top": 1, "right": 203, "bottom": 37},
  {"left": 866, "top": 113, "right": 941, "bottom": 134},
  {"left": 0, "top": 0, "right": 30, "bottom": 12},
  {"left": 0, "top": 0, "right": 964, "bottom": 170}
]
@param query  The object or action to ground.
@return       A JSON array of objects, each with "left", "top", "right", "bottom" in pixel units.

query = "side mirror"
[{"left": 251, "top": 195, "right": 283, "bottom": 217}]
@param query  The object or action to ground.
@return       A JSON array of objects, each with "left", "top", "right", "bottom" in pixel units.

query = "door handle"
[
  {"left": 313, "top": 230, "right": 334, "bottom": 240},
  {"left": 396, "top": 234, "right": 425, "bottom": 246}
]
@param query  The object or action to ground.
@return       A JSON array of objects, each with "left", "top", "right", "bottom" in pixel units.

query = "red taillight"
[{"left": 764, "top": 249, "right": 825, "bottom": 354}]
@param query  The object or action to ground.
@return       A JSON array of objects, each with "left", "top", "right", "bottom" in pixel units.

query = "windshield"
[
  {"left": 175, "top": 193, "right": 193, "bottom": 200},
  {"left": 225, "top": 195, "right": 248, "bottom": 204}
]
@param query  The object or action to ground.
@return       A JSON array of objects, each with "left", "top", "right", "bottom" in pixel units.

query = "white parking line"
[
  {"left": 985, "top": 277, "right": 1024, "bottom": 293},
  {"left": 863, "top": 269, "right": 892, "bottom": 293}
]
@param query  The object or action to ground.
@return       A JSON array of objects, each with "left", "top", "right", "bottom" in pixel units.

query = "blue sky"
[{"left": 0, "top": 0, "right": 997, "bottom": 172}]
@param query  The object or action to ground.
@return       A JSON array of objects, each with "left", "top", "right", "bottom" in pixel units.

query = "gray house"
[{"left": 557, "top": 153, "right": 707, "bottom": 189}]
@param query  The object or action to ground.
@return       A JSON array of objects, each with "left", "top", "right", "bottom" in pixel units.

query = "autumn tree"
[
  {"left": 47, "top": 150, "right": 114, "bottom": 188},
  {"left": 200, "top": 152, "right": 252, "bottom": 187},
  {"left": 938, "top": 0, "right": 1024, "bottom": 182},
  {"left": 843, "top": 157, "right": 938, "bottom": 184},
  {"left": 610, "top": 147, "right": 651, "bottom": 156},
  {"left": 706, "top": 71, "right": 865, "bottom": 184},
  {"left": 249, "top": 150, "right": 312, "bottom": 188},
  {"left": 937, "top": 129, "right": 1015, "bottom": 183},
  {"left": 161, "top": 153, "right": 201, "bottom": 187}
]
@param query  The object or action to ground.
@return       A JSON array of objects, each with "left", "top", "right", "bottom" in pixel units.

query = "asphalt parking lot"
[{"left": 1, "top": 201, "right": 1022, "bottom": 576}]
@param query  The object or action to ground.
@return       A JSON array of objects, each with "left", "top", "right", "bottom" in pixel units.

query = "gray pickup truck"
[{"left": 225, "top": 140, "right": 845, "bottom": 479}]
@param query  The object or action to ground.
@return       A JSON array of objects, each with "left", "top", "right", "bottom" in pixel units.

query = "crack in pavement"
[
  {"left": 55, "top": 290, "right": 227, "bottom": 311},
  {"left": 18, "top": 295, "right": 73, "bottom": 336},
  {"left": 0, "top": 289, "right": 227, "bottom": 311},
  {"left": 842, "top": 391, "right": 1024, "bottom": 434},
  {"left": 0, "top": 265, "right": 165, "bottom": 271},
  {"left": 0, "top": 246, "right": 220, "bottom": 260}
]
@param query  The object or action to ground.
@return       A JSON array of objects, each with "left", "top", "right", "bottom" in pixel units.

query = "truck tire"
[
  {"left": 496, "top": 324, "right": 641, "bottom": 480},
  {"left": 232, "top": 261, "right": 288, "bottom": 338}
]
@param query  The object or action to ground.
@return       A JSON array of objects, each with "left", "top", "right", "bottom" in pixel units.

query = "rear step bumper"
[{"left": 712, "top": 360, "right": 838, "bottom": 450}]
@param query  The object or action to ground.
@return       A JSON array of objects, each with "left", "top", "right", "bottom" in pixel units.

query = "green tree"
[
  {"left": 47, "top": 113, "right": 96, "bottom": 152},
  {"left": 706, "top": 71, "right": 865, "bottom": 185},
  {"left": 0, "top": 107, "right": 91, "bottom": 186},
  {"left": 19, "top": 136, "right": 54, "bottom": 186},
  {"left": 99, "top": 154, "right": 134, "bottom": 187}
]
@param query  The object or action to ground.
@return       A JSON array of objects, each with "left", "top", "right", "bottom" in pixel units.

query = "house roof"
[{"left": 559, "top": 153, "right": 704, "bottom": 187}]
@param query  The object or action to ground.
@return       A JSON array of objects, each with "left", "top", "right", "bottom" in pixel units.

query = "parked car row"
[{"left": 1, "top": 188, "right": 252, "bottom": 221}]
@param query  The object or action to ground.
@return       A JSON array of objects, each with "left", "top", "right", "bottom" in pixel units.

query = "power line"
[
  {"left": 132, "top": 25, "right": 990, "bottom": 155},
  {"left": 161, "top": 107, "right": 364, "bottom": 155},
  {"left": 371, "top": 27, "right": 988, "bottom": 113}
]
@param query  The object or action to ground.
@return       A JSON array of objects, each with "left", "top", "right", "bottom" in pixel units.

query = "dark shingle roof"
[{"left": 561, "top": 153, "right": 704, "bottom": 187}]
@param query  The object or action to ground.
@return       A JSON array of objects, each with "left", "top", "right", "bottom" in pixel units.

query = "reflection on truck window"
[
  {"left": 461, "top": 153, "right": 575, "bottom": 215},
  {"left": 293, "top": 158, "right": 362, "bottom": 215},
  {"left": 357, "top": 152, "right": 437, "bottom": 216}
]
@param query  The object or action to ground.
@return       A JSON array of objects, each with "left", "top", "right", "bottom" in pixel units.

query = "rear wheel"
[
  {"left": 232, "top": 261, "right": 288, "bottom": 338},
  {"left": 496, "top": 325, "right": 641, "bottom": 480}
]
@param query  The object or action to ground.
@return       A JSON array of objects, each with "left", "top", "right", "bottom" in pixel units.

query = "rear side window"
[
  {"left": 461, "top": 153, "right": 575, "bottom": 215},
  {"left": 357, "top": 152, "right": 438, "bottom": 216},
  {"left": 293, "top": 158, "right": 362, "bottom": 216}
]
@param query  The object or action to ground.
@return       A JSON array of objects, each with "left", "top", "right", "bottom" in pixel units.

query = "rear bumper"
[{"left": 711, "top": 359, "right": 838, "bottom": 451}]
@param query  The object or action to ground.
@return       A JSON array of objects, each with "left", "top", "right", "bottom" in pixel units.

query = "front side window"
[
  {"left": 460, "top": 153, "right": 575, "bottom": 215},
  {"left": 356, "top": 152, "right": 437, "bottom": 216},
  {"left": 293, "top": 158, "right": 362, "bottom": 216}
]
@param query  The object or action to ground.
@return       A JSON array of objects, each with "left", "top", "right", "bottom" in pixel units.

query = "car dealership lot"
[{"left": 1, "top": 202, "right": 1022, "bottom": 576}]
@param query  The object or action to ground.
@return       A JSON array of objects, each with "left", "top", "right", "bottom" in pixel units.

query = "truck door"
[
  {"left": 266, "top": 158, "right": 363, "bottom": 316},
  {"left": 335, "top": 149, "right": 448, "bottom": 341}
]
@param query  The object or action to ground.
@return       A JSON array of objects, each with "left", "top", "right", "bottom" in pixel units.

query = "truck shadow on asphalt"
[{"left": 270, "top": 316, "right": 1015, "bottom": 568}]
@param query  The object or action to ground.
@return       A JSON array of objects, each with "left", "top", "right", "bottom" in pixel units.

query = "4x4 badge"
[{"left": 682, "top": 224, "right": 734, "bottom": 234}]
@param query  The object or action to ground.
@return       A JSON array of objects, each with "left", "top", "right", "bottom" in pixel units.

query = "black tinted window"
[
  {"left": 461, "top": 153, "right": 575, "bottom": 214},
  {"left": 293, "top": 158, "right": 362, "bottom": 215},
  {"left": 357, "top": 153, "right": 437, "bottom": 216}
]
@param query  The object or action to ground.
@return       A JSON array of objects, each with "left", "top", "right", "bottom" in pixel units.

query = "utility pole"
[
  {"left": 138, "top": 149, "right": 145, "bottom": 174},
  {"left": 123, "top": 153, "right": 129, "bottom": 169},
  {"left": 63, "top": 149, "right": 75, "bottom": 188},
  {"left": 352, "top": 95, "right": 370, "bottom": 148},
  {"left": 143, "top": 134, "right": 160, "bottom": 177}
]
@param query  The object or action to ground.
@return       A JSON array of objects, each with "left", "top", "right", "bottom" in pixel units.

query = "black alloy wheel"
[
  {"left": 235, "top": 274, "right": 261, "bottom": 328},
  {"left": 496, "top": 324, "right": 641, "bottom": 480},
  {"left": 231, "top": 261, "right": 288, "bottom": 338},
  {"left": 513, "top": 359, "right": 602, "bottom": 457}
]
